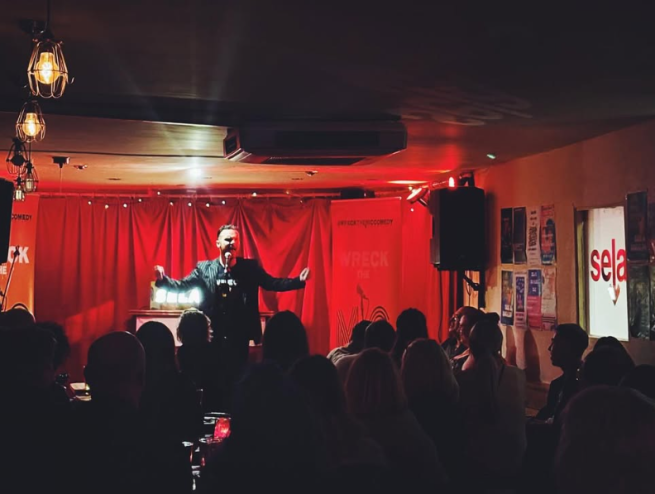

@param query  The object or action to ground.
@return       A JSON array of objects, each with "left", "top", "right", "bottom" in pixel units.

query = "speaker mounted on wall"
[{"left": 428, "top": 186, "right": 485, "bottom": 271}]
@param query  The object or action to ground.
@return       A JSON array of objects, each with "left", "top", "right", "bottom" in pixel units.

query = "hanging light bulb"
[
  {"left": 23, "top": 162, "right": 39, "bottom": 193},
  {"left": 13, "top": 177, "right": 25, "bottom": 202},
  {"left": 6, "top": 138, "right": 28, "bottom": 174},
  {"left": 16, "top": 101, "right": 46, "bottom": 142},
  {"left": 27, "top": 38, "right": 69, "bottom": 98}
]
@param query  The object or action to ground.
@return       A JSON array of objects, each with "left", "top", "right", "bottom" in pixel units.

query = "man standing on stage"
[{"left": 154, "top": 224, "right": 310, "bottom": 371}]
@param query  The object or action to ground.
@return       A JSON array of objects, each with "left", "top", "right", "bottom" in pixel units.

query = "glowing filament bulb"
[
  {"left": 22, "top": 113, "right": 42, "bottom": 138},
  {"left": 35, "top": 51, "right": 60, "bottom": 84}
]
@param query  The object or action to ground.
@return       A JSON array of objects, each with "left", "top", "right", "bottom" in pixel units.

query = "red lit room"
[{"left": 2, "top": 2, "right": 655, "bottom": 493}]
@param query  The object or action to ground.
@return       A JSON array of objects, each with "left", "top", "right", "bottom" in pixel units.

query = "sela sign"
[
  {"left": 590, "top": 239, "right": 626, "bottom": 301},
  {"left": 586, "top": 207, "right": 628, "bottom": 340}
]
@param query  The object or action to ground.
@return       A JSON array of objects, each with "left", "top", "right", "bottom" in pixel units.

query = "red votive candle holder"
[{"left": 213, "top": 416, "right": 231, "bottom": 441}]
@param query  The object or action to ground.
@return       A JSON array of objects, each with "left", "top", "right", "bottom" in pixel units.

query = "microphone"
[
  {"left": 356, "top": 284, "right": 368, "bottom": 300},
  {"left": 224, "top": 251, "right": 232, "bottom": 271}
]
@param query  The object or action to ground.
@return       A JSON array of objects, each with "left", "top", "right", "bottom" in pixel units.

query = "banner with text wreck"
[
  {"left": 0, "top": 194, "right": 39, "bottom": 312},
  {"left": 330, "top": 198, "right": 402, "bottom": 349}
]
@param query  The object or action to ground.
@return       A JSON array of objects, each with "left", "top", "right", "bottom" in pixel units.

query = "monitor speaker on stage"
[
  {"left": 429, "top": 186, "right": 485, "bottom": 271},
  {"left": 0, "top": 179, "right": 13, "bottom": 261}
]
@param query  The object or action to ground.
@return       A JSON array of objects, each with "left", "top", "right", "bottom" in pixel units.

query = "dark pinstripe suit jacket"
[{"left": 155, "top": 257, "right": 304, "bottom": 343}]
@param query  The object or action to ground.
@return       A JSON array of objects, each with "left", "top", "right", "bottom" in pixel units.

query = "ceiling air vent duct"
[{"left": 223, "top": 121, "right": 406, "bottom": 165}]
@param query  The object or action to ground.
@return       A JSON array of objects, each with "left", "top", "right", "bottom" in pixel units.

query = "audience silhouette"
[{"left": 2, "top": 299, "right": 653, "bottom": 494}]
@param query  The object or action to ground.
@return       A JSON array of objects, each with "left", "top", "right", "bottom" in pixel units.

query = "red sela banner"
[{"left": 586, "top": 206, "right": 628, "bottom": 340}]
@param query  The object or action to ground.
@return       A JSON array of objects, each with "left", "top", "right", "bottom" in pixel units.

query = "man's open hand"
[
  {"left": 299, "top": 267, "right": 311, "bottom": 282},
  {"left": 154, "top": 265, "right": 165, "bottom": 281}
]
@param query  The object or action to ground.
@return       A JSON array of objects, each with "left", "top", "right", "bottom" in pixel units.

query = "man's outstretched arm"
[
  {"left": 257, "top": 263, "right": 310, "bottom": 292},
  {"left": 154, "top": 264, "right": 204, "bottom": 291}
]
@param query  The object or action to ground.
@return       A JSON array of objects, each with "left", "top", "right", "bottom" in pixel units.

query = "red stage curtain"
[
  {"left": 35, "top": 197, "right": 331, "bottom": 379},
  {"left": 34, "top": 196, "right": 456, "bottom": 379}
]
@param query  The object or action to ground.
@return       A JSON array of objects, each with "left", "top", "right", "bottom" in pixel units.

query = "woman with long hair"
[
  {"left": 136, "top": 322, "right": 203, "bottom": 442},
  {"left": 456, "top": 314, "right": 526, "bottom": 488},
  {"left": 290, "top": 355, "right": 385, "bottom": 469},
  {"left": 176, "top": 309, "right": 225, "bottom": 411},
  {"left": 401, "top": 339, "right": 461, "bottom": 476},
  {"left": 345, "top": 348, "right": 448, "bottom": 491}
]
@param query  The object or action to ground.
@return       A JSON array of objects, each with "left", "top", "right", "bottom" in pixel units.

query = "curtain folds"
[{"left": 35, "top": 197, "right": 456, "bottom": 379}]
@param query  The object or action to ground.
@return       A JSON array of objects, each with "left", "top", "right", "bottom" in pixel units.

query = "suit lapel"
[{"left": 206, "top": 259, "right": 221, "bottom": 293}]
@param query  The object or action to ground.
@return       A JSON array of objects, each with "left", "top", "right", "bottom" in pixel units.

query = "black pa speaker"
[
  {"left": 429, "top": 186, "right": 485, "bottom": 270},
  {"left": 0, "top": 179, "right": 13, "bottom": 260}
]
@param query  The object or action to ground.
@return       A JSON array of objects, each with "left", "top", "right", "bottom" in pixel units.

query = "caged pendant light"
[
  {"left": 13, "top": 176, "right": 26, "bottom": 202},
  {"left": 16, "top": 100, "right": 46, "bottom": 142},
  {"left": 27, "top": 39, "right": 69, "bottom": 98},
  {"left": 22, "top": 161, "right": 39, "bottom": 193},
  {"left": 6, "top": 138, "right": 28, "bottom": 174},
  {"left": 26, "top": 0, "right": 70, "bottom": 98}
]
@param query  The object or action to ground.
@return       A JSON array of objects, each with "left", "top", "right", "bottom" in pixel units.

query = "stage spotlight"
[{"left": 406, "top": 186, "right": 429, "bottom": 207}]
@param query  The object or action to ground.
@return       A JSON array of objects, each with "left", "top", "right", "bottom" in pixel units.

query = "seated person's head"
[
  {"left": 84, "top": 332, "right": 145, "bottom": 408},
  {"left": 290, "top": 355, "right": 345, "bottom": 416},
  {"left": 363, "top": 320, "right": 396, "bottom": 352},
  {"left": 621, "top": 365, "right": 655, "bottom": 401},
  {"left": 457, "top": 307, "right": 484, "bottom": 348},
  {"left": 401, "top": 338, "right": 458, "bottom": 403},
  {"left": 549, "top": 323, "right": 589, "bottom": 370},
  {"left": 347, "top": 320, "right": 371, "bottom": 353},
  {"left": 395, "top": 308, "right": 428, "bottom": 345},
  {"left": 0, "top": 327, "right": 56, "bottom": 390},
  {"left": 345, "top": 348, "right": 407, "bottom": 418},
  {"left": 263, "top": 311, "right": 309, "bottom": 371},
  {"left": 37, "top": 322, "right": 70, "bottom": 373},
  {"left": 177, "top": 308, "right": 211, "bottom": 346},
  {"left": 0, "top": 306, "right": 36, "bottom": 329},
  {"left": 448, "top": 307, "right": 466, "bottom": 339},
  {"left": 468, "top": 313, "right": 503, "bottom": 360},
  {"left": 556, "top": 386, "right": 655, "bottom": 494},
  {"left": 581, "top": 346, "right": 635, "bottom": 388},
  {"left": 594, "top": 336, "right": 624, "bottom": 351},
  {"left": 136, "top": 321, "right": 177, "bottom": 375}
]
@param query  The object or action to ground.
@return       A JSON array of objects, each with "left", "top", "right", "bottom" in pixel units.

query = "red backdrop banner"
[
  {"left": 330, "top": 198, "right": 403, "bottom": 348},
  {"left": 35, "top": 197, "right": 331, "bottom": 379},
  {"left": 0, "top": 194, "right": 39, "bottom": 312},
  {"left": 34, "top": 196, "right": 457, "bottom": 379}
]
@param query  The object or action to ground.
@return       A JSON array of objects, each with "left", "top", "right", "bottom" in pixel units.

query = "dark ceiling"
[{"left": 1, "top": 1, "right": 654, "bottom": 193}]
